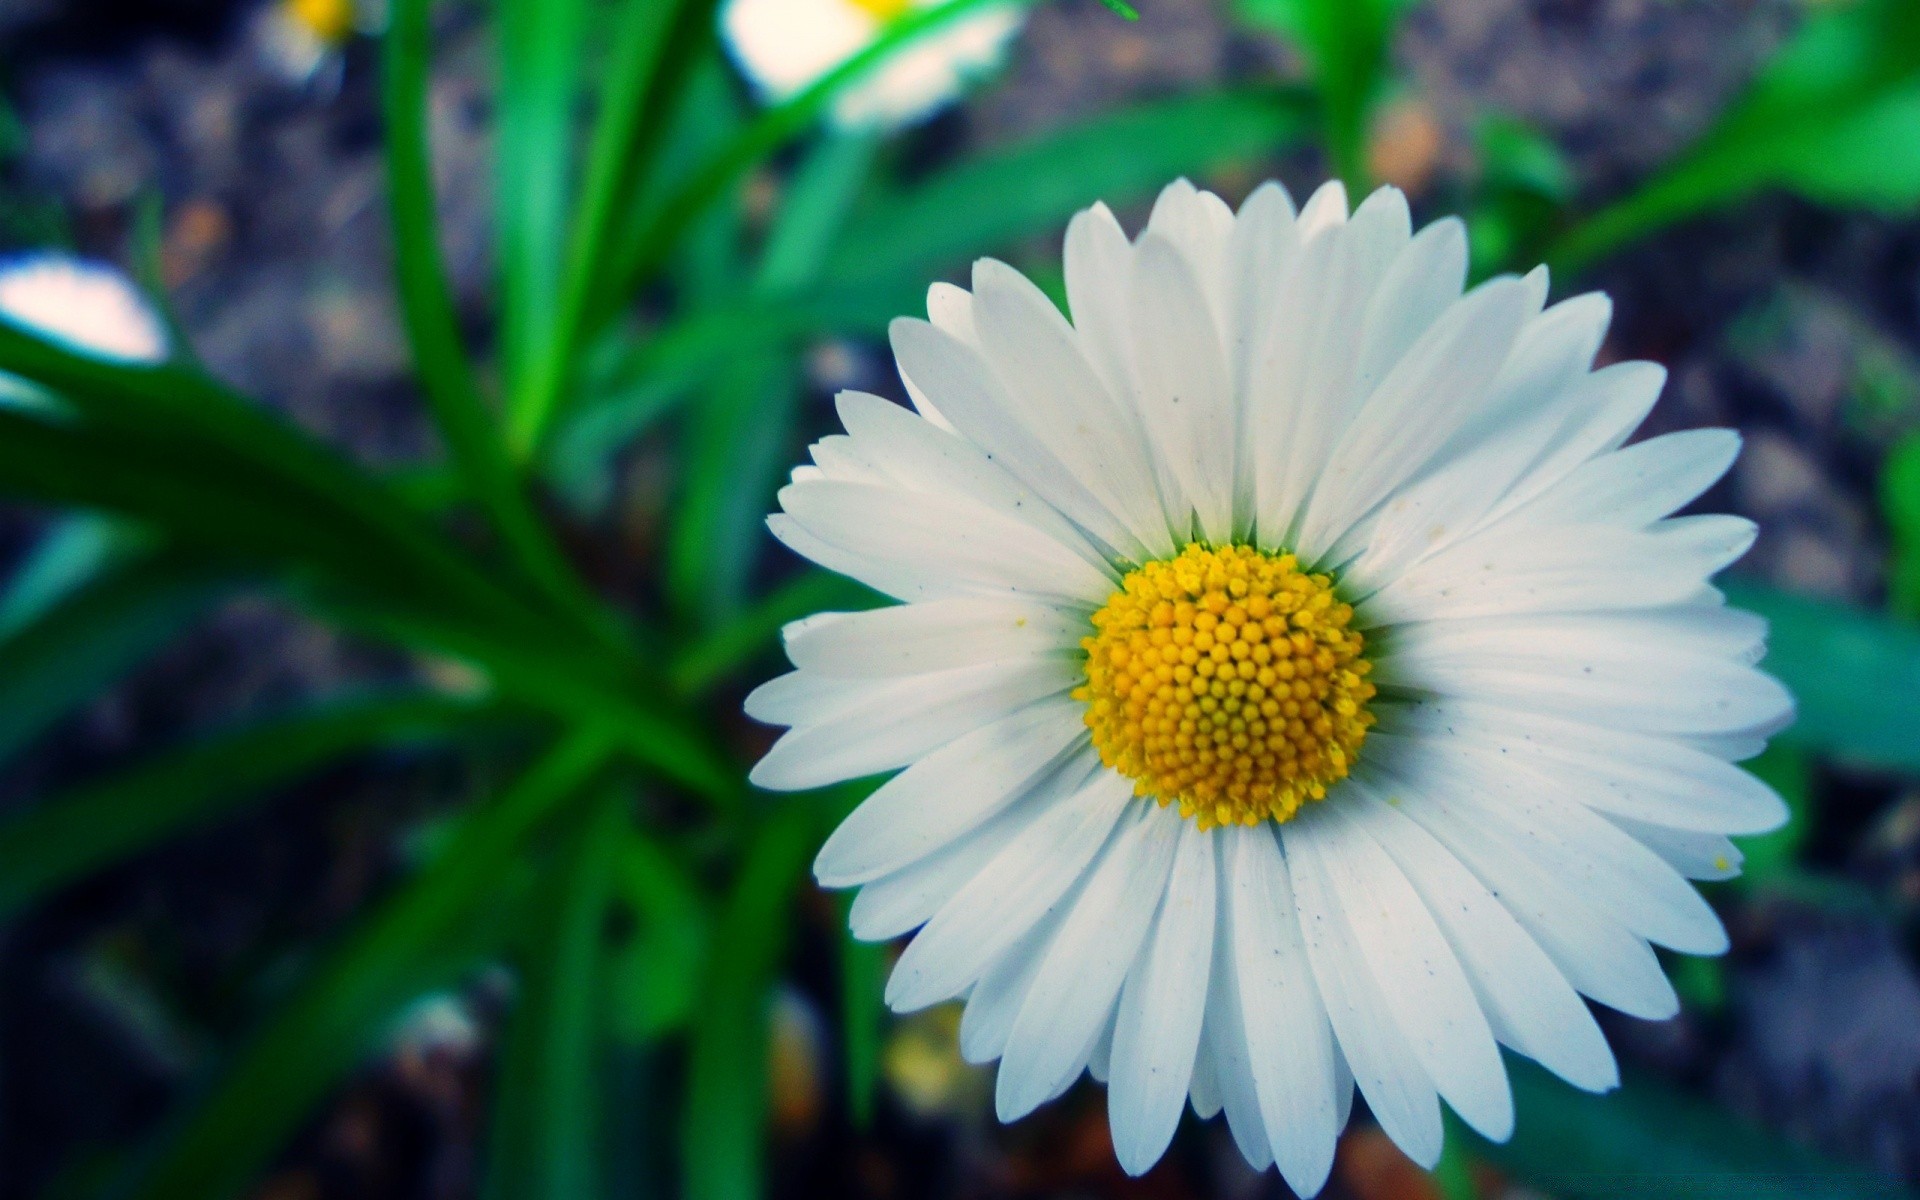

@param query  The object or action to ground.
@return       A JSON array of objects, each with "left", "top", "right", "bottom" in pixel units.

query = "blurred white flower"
[
  {"left": 0, "top": 254, "right": 168, "bottom": 365},
  {"left": 256, "top": 0, "right": 383, "bottom": 87},
  {"left": 721, "top": 0, "right": 1024, "bottom": 131},
  {"left": 748, "top": 178, "right": 1793, "bottom": 1190}
]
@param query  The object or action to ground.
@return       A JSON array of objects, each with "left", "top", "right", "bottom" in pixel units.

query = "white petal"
[
  {"left": 1606, "top": 814, "right": 1746, "bottom": 882},
  {"left": 1351, "top": 217, "right": 1469, "bottom": 402},
  {"left": 769, "top": 513, "right": 948, "bottom": 602},
  {"left": 969, "top": 259, "right": 1167, "bottom": 560},
  {"left": 1283, "top": 816, "right": 1444, "bottom": 1167},
  {"left": 834, "top": 391, "right": 1110, "bottom": 566},
  {"left": 996, "top": 806, "right": 1181, "bottom": 1120},
  {"left": 1372, "top": 732, "right": 1728, "bottom": 954},
  {"left": 848, "top": 783, "right": 1050, "bottom": 940},
  {"left": 1384, "top": 698, "right": 1789, "bottom": 835},
  {"left": 1296, "top": 275, "right": 1534, "bottom": 558},
  {"left": 782, "top": 597, "right": 1083, "bottom": 678},
  {"left": 1291, "top": 805, "right": 1514, "bottom": 1141},
  {"left": 1354, "top": 783, "right": 1617, "bottom": 1092},
  {"left": 1109, "top": 820, "right": 1217, "bottom": 1176},
  {"left": 889, "top": 316, "right": 1146, "bottom": 559},
  {"left": 1128, "top": 231, "right": 1237, "bottom": 544},
  {"left": 779, "top": 479, "right": 1115, "bottom": 604},
  {"left": 1384, "top": 610, "right": 1794, "bottom": 738},
  {"left": 1366, "top": 761, "right": 1680, "bottom": 1020},
  {"left": 749, "top": 657, "right": 1075, "bottom": 791},
  {"left": 885, "top": 769, "right": 1132, "bottom": 1011},
  {"left": 1510, "top": 429, "right": 1741, "bottom": 531},
  {"left": 1201, "top": 851, "right": 1276, "bottom": 1171},
  {"left": 1251, "top": 188, "right": 1409, "bottom": 546},
  {"left": 813, "top": 701, "right": 1087, "bottom": 886},
  {"left": 1226, "top": 826, "right": 1341, "bottom": 1194},
  {"left": 1361, "top": 515, "right": 1757, "bottom": 624}
]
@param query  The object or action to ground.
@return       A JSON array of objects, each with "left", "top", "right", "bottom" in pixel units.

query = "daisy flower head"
[
  {"left": 0, "top": 254, "right": 168, "bottom": 385},
  {"left": 747, "top": 179, "right": 1793, "bottom": 1191},
  {"left": 721, "top": 0, "right": 1024, "bottom": 131}
]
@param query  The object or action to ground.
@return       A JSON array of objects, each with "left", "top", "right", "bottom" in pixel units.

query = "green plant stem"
[{"left": 383, "top": 0, "right": 617, "bottom": 649}]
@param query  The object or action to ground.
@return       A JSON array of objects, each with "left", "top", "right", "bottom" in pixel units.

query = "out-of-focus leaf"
[
  {"left": 683, "top": 802, "right": 817, "bottom": 1200},
  {"left": 0, "top": 513, "right": 131, "bottom": 636},
  {"left": 484, "top": 789, "right": 627, "bottom": 1200},
  {"left": 608, "top": 830, "right": 710, "bottom": 1043},
  {"left": 511, "top": 0, "right": 720, "bottom": 456},
  {"left": 1737, "top": 741, "right": 1812, "bottom": 888},
  {"left": 0, "top": 407, "right": 528, "bottom": 630},
  {"left": 837, "top": 892, "right": 884, "bottom": 1129},
  {"left": 1549, "top": 0, "right": 1920, "bottom": 274},
  {"left": 114, "top": 730, "right": 617, "bottom": 1200},
  {"left": 497, "top": 0, "right": 587, "bottom": 412},
  {"left": 0, "top": 323, "right": 559, "bottom": 638},
  {"left": 1467, "top": 113, "right": 1574, "bottom": 277},
  {"left": 318, "top": 598, "right": 738, "bottom": 803},
  {"left": 1234, "top": 0, "right": 1414, "bottom": 189},
  {"left": 1728, "top": 580, "right": 1920, "bottom": 772},
  {"left": 825, "top": 88, "right": 1314, "bottom": 287},
  {"left": 668, "top": 358, "right": 797, "bottom": 628},
  {"left": 1885, "top": 432, "right": 1920, "bottom": 617},
  {"left": 0, "top": 692, "right": 510, "bottom": 919},
  {"left": 384, "top": 0, "right": 606, "bottom": 639},
  {"left": 0, "top": 549, "right": 226, "bottom": 767},
  {"left": 1477, "top": 1060, "right": 1911, "bottom": 1199},
  {"left": 670, "top": 570, "right": 882, "bottom": 696}
]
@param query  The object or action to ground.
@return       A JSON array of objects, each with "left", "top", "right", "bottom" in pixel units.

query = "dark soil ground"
[{"left": 3, "top": 1, "right": 1920, "bottom": 1198}]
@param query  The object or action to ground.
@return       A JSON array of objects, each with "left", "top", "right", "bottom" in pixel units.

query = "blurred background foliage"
[{"left": 0, "top": 0, "right": 1919, "bottom": 1198}]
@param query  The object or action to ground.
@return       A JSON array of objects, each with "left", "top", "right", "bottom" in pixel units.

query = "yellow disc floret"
[{"left": 1074, "top": 543, "right": 1376, "bottom": 830}]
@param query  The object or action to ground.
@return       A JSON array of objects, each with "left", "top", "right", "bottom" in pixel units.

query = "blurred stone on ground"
[{"left": 1721, "top": 900, "right": 1920, "bottom": 1182}]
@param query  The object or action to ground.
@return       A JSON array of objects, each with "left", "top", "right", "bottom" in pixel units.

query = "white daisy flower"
[
  {"left": 746, "top": 179, "right": 1793, "bottom": 1191},
  {"left": 0, "top": 254, "right": 168, "bottom": 365},
  {"left": 0, "top": 253, "right": 169, "bottom": 409},
  {"left": 721, "top": 0, "right": 1024, "bottom": 131}
]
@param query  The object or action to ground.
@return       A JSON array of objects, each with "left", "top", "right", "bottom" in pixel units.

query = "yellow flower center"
[
  {"left": 1075, "top": 543, "right": 1377, "bottom": 830},
  {"left": 847, "top": 0, "right": 913, "bottom": 21}
]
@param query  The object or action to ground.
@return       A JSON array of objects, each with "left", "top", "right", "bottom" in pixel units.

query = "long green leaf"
[
  {"left": 1884, "top": 432, "right": 1920, "bottom": 617},
  {"left": 383, "top": 0, "right": 611, "bottom": 641},
  {"left": 316, "top": 596, "right": 738, "bottom": 802},
  {"left": 0, "top": 320, "right": 567, "bottom": 641},
  {"left": 0, "top": 692, "right": 509, "bottom": 918},
  {"left": 484, "top": 788, "right": 627, "bottom": 1200},
  {"left": 1547, "top": 0, "right": 1920, "bottom": 274},
  {"left": 496, "top": 0, "right": 587, "bottom": 408},
  {"left": 607, "top": 829, "right": 710, "bottom": 1043},
  {"left": 1727, "top": 580, "right": 1920, "bottom": 772},
  {"left": 1234, "top": 0, "right": 1413, "bottom": 190},
  {"left": 1477, "top": 1060, "right": 1912, "bottom": 1199},
  {"left": 112, "top": 729, "right": 617, "bottom": 1200},
  {"left": 508, "top": 0, "right": 718, "bottom": 456},
  {"left": 0, "top": 549, "right": 226, "bottom": 766},
  {"left": 683, "top": 803, "right": 817, "bottom": 1200}
]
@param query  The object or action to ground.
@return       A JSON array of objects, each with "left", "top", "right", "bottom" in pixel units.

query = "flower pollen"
[{"left": 1075, "top": 543, "right": 1376, "bottom": 830}]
